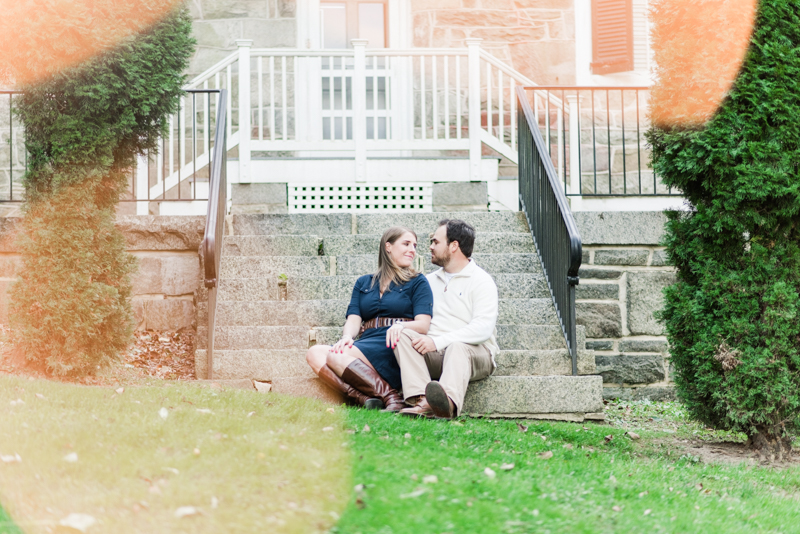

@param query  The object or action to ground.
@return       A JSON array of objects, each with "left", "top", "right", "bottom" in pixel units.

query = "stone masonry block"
[
  {"left": 593, "top": 249, "right": 649, "bottom": 266},
  {"left": 577, "top": 302, "right": 621, "bottom": 338},
  {"left": 232, "top": 183, "right": 288, "bottom": 206},
  {"left": 199, "top": 0, "right": 269, "bottom": 19},
  {"left": 192, "top": 20, "right": 243, "bottom": 49},
  {"left": 651, "top": 249, "right": 669, "bottom": 266},
  {"left": 141, "top": 299, "right": 195, "bottom": 331},
  {"left": 578, "top": 268, "right": 622, "bottom": 280},
  {"left": 574, "top": 211, "right": 667, "bottom": 246},
  {"left": 432, "top": 182, "right": 488, "bottom": 211},
  {"left": 619, "top": 339, "right": 669, "bottom": 353},
  {"left": 117, "top": 216, "right": 205, "bottom": 251},
  {"left": 576, "top": 283, "right": 619, "bottom": 300},
  {"left": 602, "top": 386, "right": 676, "bottom": 402},
  {"left": 586, "top": 340, "right": 613, "bottom": 351},
  {"left": 595, "top": 354, "right": 665, "bottom": 384},
  {"left": 243, "top": 19, "right": 296, "bottom": 48},
  {"left": 627, "top": 271, "right": 676, "bottom": 335},
  {"left": 133, "top": 254, "right": 201, "bottom": 296}
]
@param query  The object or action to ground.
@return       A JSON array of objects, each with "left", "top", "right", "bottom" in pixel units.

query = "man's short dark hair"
[{"left": 438, "top": 219, "right": 476, "bottom": 258}]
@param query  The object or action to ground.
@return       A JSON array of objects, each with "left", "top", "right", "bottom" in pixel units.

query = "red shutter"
[{"left": 591, "top": 0, "right": 634, "bottom": 74}]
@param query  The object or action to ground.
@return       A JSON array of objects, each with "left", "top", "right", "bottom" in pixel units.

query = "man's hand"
[{"left": 411, "top": 335, "right": 437, "bottom": 355}]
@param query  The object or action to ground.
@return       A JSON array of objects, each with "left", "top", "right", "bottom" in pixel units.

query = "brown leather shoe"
[
  {"left": 341, "top": 360, "right": 407, "bottom": 412},
  {"left": 425, "top": 381, "right": 455, "bottom": 419},
  {"left": 400, "top": 398, "right": 433, "bottom": 418},
  {"left": 318, "top": 364, "right": 384, "bottom": 410}
]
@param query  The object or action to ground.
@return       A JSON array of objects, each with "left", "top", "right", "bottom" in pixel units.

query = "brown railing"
[
  {"left": 517, "top": 86, "right": 582, "bottom": 374},
  {"left": 201, "top": 89, "right": 228, "bottom": 380}
]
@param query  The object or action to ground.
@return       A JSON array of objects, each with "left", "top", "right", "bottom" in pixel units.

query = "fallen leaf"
[
  {"left": 604, "top": 434, "right": 614, "bottom": 443},
  {"left": 400, "top": 489, "right": 427, "bottom": 499},
  {"left": 609, "top": 475, "right": 617, "bottom": 484},
  {"left": 539, "top": 451, "right": 554, "bottom": 460},
  {"left": 193, "top": 448, "right": 201, "bottom": 456},
  {"left": 322, "top": 427, "right": 334, "bottom": 432},
  {"left": 354, "top": 484, "right": 365, "bottom": 492},
  {"left": 404, "top": 433, "right": 411, "bottom": 439},
  {"left": 626, "top": 432, "right": 641, "bottom": 441},
  {"left": 35, "top": 393, "right": 45, "bottom": 399},
  {"left": 63, "top": 452, "right": 78, "bottom": 463},
  {"left": 174, "top": 506, "right": 200, "bottom": 518},
  {"left": 253, "top": 381, "right": 272, "bottom": 393},
  {"left": 115, "top": 388, "right": 124, "bottom": 395},
  {"left": 484, "top": 467, "right": 496, "bottom": 478},
  {"left": 159, "top": 408, "right": 169, "bottom": 420},
  {"left": 247, "top": 411, "right": 256, "bottom": 417},
  {"left": 500, "top": 463, "right": 515, "bottom": 471},
  {"left": 363, "top": 424, "right": 371, "bottom": 433},
  {"left": 326, "top": 408, "right": 335, "bottom": 413},
  {"left": 516, "top": 423, "right": 529, "bottom": 433},
  {"left": 639, "top": 491, "right": 649, "bottom": 498},
  {"left": 196, "top": 408, "right": 213, "bottom": 415},
  {"left": 423, "top": 475, "right": 438, "bottom": 484},
  {"left": 211, "top": 496, "right": 219, "bottom": 509},
  {"left": 59, "top": 513, "right": 96, "bottom": 532},
  {"left": 410, "top": 474, "right": 418, "bottom": 481},
  {"left": 355, "top": 497, "right": 366, "bottom": 509},
  {"left": 540, "top": 435, "right": 547, "bottom": 441},
  {"left": 612, "top": 506, "right": 621, "bottom": 512},
  {"left": 9, "top": 399, "right": 24, "bottom": 406},
  {"left": 644, "top": 509, "right": 652, "bottom": 516},
  {"left": 148, "top": 485, "right": 162, "bottom": 495},
  {"left": 163, "top": 467, "right": 179, "bottom": 475},
  {"left": 451, "top": 421, "right": 464, "bottom": 426},
  {"left": 0, "top": 453, "right": 21, "bottom": 463},
  {"left": 563, "top": 444, "right": 574, "bottom": 450}
]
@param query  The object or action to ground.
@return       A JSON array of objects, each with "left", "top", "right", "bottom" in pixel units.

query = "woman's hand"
[
  {"left": 386, "top": 323, "right": 405, "bottom": 349},
  {"left": 331, "top": 335, "right": 354, "bottom": 354}
]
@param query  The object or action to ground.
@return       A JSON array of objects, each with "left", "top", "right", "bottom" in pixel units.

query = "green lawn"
[
  {"left": 335, "top": 408, "right": 800, "bottom": 533},
  {"left": 2, "top": 375, "right": 799, "bottom": 534}
]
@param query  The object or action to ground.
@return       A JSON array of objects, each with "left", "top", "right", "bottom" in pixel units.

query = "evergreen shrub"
[
  {"left": 649, "top": 0, "right": 800, "bottom": 460},
  {"left": 8, "top": 5, "right": 194, "bottom": 376}
]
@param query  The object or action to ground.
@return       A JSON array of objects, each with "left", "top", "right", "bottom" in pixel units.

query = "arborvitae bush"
[
  {"left": 8, "top": 5, "right": 194, "bottom": 376},
  {"left": 649, "top": 0, "right": 800, "bottom": 461}
]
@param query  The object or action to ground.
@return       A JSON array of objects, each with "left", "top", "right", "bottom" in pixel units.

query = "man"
[{"left": 393, "top": 219, "right": 499, "bottom": 419}]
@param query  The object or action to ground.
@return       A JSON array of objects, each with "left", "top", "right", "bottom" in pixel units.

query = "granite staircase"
[{"left": 196, "top": 212, "right": 604, "bottom": 421}]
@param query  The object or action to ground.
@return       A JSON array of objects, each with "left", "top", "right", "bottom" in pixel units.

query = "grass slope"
[
  {"left": 0, "top": 376, "right": 350, "bottom": 533},
  {"left": 336, "top": 410, "right": 800, "bottom": 533}
]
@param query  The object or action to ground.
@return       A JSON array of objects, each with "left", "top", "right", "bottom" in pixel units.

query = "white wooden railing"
[{"left": 137, "top": 38, "right": 567, "bottom": 206}]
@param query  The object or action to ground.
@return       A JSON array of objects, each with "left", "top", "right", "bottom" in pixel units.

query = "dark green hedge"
[
  {"left": 9, "top": 6, "right": 194, "bottom": 376},
  {"left": 649, "top": 0, "right": 800, "bottom": 456}
]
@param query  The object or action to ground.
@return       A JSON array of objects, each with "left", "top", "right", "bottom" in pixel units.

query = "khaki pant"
[{"left": 394, "top": 329, "right": 494, "bottom": 416}]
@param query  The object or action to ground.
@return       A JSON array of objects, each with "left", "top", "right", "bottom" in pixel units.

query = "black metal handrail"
[
  {"left": 201, "top": 89, "right": 228, "bottom": 380},
  {"left": 517, "top": 86, "right": 582, "bottom": 375}
]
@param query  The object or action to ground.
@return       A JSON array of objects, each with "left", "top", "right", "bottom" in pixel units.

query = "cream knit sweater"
[{"left": 426, "top": 259, "right": 500, "bottom": 366}]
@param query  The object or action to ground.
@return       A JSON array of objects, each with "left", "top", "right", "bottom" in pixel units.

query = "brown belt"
[{"left": 359, "top": 317, "right": 408, "bottom": 335}]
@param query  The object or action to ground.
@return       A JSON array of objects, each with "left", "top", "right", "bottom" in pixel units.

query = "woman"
[{"left": 305, "top": 226, "right": 433, "bottom": 411}]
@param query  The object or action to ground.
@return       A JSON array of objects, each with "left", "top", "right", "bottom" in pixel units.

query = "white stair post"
[
  {"left": 566, "top": 94, "right": 583, "bottom": 211},
  {"left": 353, "top": 39, "right": 368, "bottom": 183},
  {"left": 136, "top": 154, "right": 149, "bottom": 215},
  {"left": 467, "top": 38, "right": 483, "bottom": 182},
  {"left": 236, "top": 39, "right": 253, "bottom": 184}
]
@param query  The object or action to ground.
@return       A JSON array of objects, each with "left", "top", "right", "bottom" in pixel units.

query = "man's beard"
[{"left": 431, "top": 249, "right": 450, "bottom": 267}]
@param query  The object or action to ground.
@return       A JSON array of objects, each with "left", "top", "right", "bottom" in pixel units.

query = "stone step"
[
  {"left": 197, "top": 324, "right": 582, "bottom": 351},
  {"left": 222, "top": 233, "right": 535, "bottom": 257},
  {"left": 217, "top": 273, "right": 550, "bottom": 301},
  {"left": 219, "top": 253, "right": 542, "bottom": 279},
  {"left": 203, "top": 298, "right": 558, "bottom": 327},
  {"left": 194, "top": 348, "right": 596, "bottom": 380},
  {"left": 462, "top": 375, "right": 604, "bottom": 417},
  {"left": 231, "top": 212, "right": 529, "bottom": 237}
]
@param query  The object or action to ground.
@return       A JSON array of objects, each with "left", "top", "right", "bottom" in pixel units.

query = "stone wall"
[
  {"left": 412, "top": 0, "right": 575, "bottom": 85},
  {"left": 573, "top": 211, "right": 676, "bottom": 401},
  {"left": 188, "top": 0, "right": 297, "bottom": 77},
  {"left": 0, "top": 217, "right": 205, "bottom": 332}
]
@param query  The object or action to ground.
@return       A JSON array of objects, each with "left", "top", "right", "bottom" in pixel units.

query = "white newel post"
[
  {"left": 466, "top": 38, "right": 482, "bottom": 182},
  {"left": 566, "top": 94, "right": 583, "bottom": 211},
  {"left": 136, "top": 154, "right": 149, "bottom": 215},
  {"left": 353, "top": 39, "right": 368, "bottom": 183},
  {"left": 236, "top": 39, "right": 252, "bottom": 184}
]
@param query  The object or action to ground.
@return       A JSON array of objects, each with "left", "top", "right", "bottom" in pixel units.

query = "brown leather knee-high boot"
[
  {"left": 341, "top": 360, "right": 406, "bottom": 412},
  {"left": 318, "top": 364, "right": 384, "bottom": 410}
]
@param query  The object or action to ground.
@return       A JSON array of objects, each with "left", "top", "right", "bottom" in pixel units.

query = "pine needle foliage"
[
  {"left": 648, "top": 0, "right": 800, "bottom": 460},
  {"left": 8, "top": 6, "right": 195, "bottom": 376}
]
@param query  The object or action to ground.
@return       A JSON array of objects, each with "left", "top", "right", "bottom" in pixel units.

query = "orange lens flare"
[
  {"left": 0, "top": 0, "right": 184, "bottom": 87},
  {"left": 650, "top": 0, "right": 758, "bottom": 129}
]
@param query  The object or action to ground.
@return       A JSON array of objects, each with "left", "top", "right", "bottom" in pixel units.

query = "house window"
[
  {"left": 320, "top": 0, "right": 388, "bottom": 49},
  {"left": 591, "top": 0, "right": 634, "bottom": 74}
]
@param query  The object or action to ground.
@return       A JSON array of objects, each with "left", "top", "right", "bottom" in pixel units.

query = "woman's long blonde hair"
[{"left": 372, "top": 226, "right": 419, "bottom": 293}]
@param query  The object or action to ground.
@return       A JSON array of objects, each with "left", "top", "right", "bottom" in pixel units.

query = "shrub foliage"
[
  {"left": 9, "top": 5, "right": 194, "bottom": 376},
  {"left": 649, "top": 0, "right": 800, "bottom": 460}
]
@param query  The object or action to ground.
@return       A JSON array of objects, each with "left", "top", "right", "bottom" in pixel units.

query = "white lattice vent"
[{"left": 289, "top": 183, "right": 432, "bottom": 213}]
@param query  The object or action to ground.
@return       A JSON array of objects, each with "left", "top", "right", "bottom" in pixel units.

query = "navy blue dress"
[{"left": 346, "top": 273, "right": 433, "bottom": 390}]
